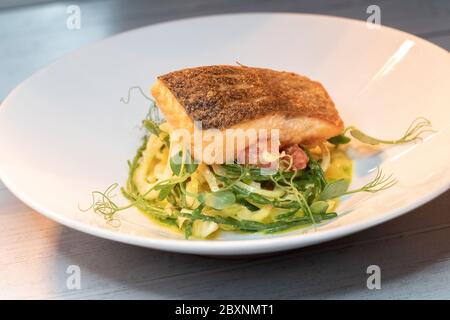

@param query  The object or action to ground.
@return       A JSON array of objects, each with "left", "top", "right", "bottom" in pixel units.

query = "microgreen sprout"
[
  {"left": 79, "top": 183, "right": 130, "bottom": 225},
  {"left": 120, "top": 86, "right": 154, "bottom": 104},
  {"left": 335, "top": 117, "right": 434, "bottom": 146},
  {"left": 83, "top": 110, "right": 419, "bottom": 238},
  {"left": 345, "top": 168, "right": 397, "bottom": 195}
]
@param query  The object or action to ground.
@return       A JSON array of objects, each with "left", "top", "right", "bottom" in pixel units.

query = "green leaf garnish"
[
  {"left": 85, "top": 110, "right": 407, "bottom": 238},
  {"left": 143, "top": 119, "right": 169, "bottom": 146},
  {"left": 319, "top": 179, "right": 350, "bottom": 200},
  {"left": 170, "top": 150, "right": 198, "bottom": 176},
  {"left": 328, "top": 134, "right": 351, "bottom": 145},
  {"left": 157, "top": 185, "right": 172, "bottom": 200},
  {"left": 200, "top": 191, "right": 236, "bottom": 210},
  {"left": 310, "top": 201, "right": 329, "bottom": 215},
  {"left": 183, "top": 220, "right": 193, "bottom": 239},
  {"left": 236, "top": 196, "right": 260, "bottom": 212},
  {"left": 143, "top": 119, "right": 161, "bottom": 136}
]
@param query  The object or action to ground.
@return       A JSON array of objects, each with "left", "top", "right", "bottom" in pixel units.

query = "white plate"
[{"left": 0, "top": 13, "right": 449, "bottom": 256}]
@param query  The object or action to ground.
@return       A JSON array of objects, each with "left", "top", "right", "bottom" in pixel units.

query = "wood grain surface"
[{"left": 0, "top": 0, "right": 449, "bottom": 299}]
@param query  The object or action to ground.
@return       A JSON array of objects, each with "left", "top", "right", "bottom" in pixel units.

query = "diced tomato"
[{"left": 283, "top": 144, "right": 309, "bottom": 170}]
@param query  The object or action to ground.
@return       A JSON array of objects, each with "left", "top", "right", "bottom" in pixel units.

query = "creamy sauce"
[{"left": 325, "top": 148, "right": 353, "bottom": 182}]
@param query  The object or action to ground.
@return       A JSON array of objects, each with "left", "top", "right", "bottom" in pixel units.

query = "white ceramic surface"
[{"left": 0, "top": 13, "right": 449, "bottom": 255}]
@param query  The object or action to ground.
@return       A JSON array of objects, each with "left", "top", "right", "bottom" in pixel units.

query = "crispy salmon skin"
[{"left": 151, "top": 65, "right": 344, "bottom": 147}]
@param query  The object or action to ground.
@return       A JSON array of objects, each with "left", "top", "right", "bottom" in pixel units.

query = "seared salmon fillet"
[{"left": 151, "top": 65, "right": 343, "bottom": 149}]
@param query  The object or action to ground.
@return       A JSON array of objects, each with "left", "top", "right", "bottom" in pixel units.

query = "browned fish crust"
[{"left": 157, "top": 65, "right": 343, "bottom": 130}]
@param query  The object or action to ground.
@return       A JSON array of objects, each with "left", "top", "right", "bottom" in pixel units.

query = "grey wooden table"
[{"left": 0, "top": 0, "right": 449, "bottom": 299}]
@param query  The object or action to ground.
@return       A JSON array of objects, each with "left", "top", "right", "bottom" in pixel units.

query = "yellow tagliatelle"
[{"left": 133, "top": 134, "right": 171, "bottom": 200}]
